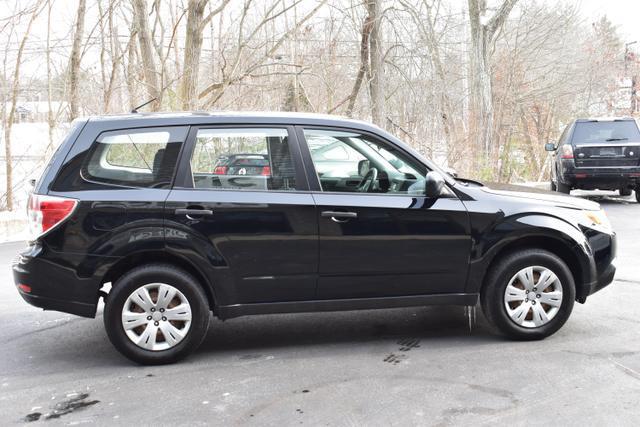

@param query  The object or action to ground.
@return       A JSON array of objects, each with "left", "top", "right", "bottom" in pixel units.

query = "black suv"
[
  {"left": 547, "top": 118, "right": 640, "bottom": 201},
  {"left": 14, "top": 113, "right": 616, "bottom": 364}
]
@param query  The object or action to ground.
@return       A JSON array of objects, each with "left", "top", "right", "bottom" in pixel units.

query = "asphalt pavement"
[{"left": 0, "top": 192, "right": 639, "bottom": 426}]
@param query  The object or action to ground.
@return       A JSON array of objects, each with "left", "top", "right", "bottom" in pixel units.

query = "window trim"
[
  {"left": 295, "top": 125, "right": 440, "bottom": 197},
  {"left": 80, "top": 125, "right": 189, "bottom": 190},
  {"left": 173, "top": 124, "right": 310, "bottom": 192}
]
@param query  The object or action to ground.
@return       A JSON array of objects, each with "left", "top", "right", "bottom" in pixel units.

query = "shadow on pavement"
[{"left": 197, "top": 305, "right": 497, "bottom": 355}]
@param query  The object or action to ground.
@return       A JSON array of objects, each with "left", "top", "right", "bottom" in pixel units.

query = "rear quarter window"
[{"left": 81, "top": 126, "right": 188, "bottom": 188}]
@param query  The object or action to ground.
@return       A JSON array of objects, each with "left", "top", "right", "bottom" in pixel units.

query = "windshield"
[{"left": 571, "top": 121, "right": 640, "bottom": 144}]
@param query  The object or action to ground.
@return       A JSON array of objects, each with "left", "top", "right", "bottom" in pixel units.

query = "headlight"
[{"left": 580, "top": 209, "right": 611, "bottom": 231}]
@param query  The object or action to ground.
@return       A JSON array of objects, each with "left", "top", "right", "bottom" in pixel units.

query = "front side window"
[
  {"left": 190, "top": 128, "right": 297, "bottom": 191},
  {"left": 304, "top": 129, "right": 427, "bottom": 195},
  {"left": 82, "top": 126, "right": 188, "bottom": 188}
]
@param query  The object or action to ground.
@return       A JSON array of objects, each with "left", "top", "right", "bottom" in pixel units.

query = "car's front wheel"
[
  {"left": 104, "top": 264, "right": 210, "bottom": 365},
  {"left": 635, "top": 187, "right": 640, "bottom": 203},
  {"left": 481, "top": 249, "right": 575, "bottom": 340}
]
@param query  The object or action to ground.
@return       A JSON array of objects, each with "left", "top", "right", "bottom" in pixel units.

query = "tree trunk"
[
  {"left": 180, "top": 0, "right": 208, "bottom": 110},
  {"left": 467, "top": 0, "right": 518, "bottom": 165},
  {"left": 132, "top": 0, "right": 161, "bottom": 110},
  {"left": 345, "top": 2, "right": 374, "bottom": 117},
  {"left": 367, "top": 0, "right": 384, "bottom": 126},
  {"left": 68, "top": 0, "right": 86, "bottom": 121},
  {"left": 46, "top": 0, "right": 55, "bottom": 158}
]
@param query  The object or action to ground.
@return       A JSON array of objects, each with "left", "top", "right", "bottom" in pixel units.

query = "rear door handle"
[
  {"left": 321, "top": 211, "right": 358, "bottom": 222},
  {"left": 175, "top": 208, "right": 214, "bottom": 218}
]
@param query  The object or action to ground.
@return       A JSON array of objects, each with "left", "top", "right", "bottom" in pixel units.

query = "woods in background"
[{"left": 0, "top": 0, "right": 633, "bottom": 210}]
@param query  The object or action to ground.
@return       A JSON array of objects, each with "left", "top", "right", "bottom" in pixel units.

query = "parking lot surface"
[{"left": 0, "top": 192, "right": 638, "bottom": 426}]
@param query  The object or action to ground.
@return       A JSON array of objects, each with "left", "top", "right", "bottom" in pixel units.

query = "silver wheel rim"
[
  {"left": 121, "top": 283, "right": 192, "bottom": 351},
  {"left": 503, "top": 266, "right": 563, "bottom": 328}
]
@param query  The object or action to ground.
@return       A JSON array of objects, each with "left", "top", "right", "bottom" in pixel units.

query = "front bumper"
[{"left": 577, "top": 230, "right": 617, "bottom": 301}]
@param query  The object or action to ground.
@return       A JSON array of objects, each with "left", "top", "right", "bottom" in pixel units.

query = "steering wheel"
[{"left": 357, "top": 167, "right": 378, "bottom": 193}]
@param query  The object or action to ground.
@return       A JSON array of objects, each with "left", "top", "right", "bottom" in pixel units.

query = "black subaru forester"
[{"left": 14, "top": 112, "right": 616, "bottom": 365}]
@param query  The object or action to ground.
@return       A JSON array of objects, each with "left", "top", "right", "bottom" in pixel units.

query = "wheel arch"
[
  {"left": 475, "top": 235, "right": 589, "bottom": 301},
  {"left": 102, "top": 251, "right": 216, "bottom": 311}
]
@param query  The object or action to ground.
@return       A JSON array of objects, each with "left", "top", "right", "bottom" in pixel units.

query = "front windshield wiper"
[{"left": 605, "top": 138, "right": 628, "bottom": 141}]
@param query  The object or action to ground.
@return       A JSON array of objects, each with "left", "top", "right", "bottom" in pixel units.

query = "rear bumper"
[
  {"left": 560, "top": 161, "right": 640, "bottom": 189},
  {"left": 15, "top": 290, "right": 97, "bottom": 317},
  {"left": 12, "top": 243, "right": 101, "bottom": 318}
]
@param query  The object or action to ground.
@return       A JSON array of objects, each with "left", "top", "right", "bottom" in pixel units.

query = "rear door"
[
  {"left": 297, "top": 126, "right": 471, "bottom": 300},
  {"left": 165, "top": 126, "right": 318, "bottom": 305},
  {"left": 572, "top": 120, "right": 640, "bottom": 168}
]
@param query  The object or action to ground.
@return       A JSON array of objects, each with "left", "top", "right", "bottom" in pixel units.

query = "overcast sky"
[{"left": 579, "top": 0, "right": 640, "bottom": 44}]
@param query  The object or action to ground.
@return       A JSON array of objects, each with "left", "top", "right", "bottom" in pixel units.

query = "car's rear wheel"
[
  {"left": 619, "top": 187, "right": 632, "bottom": 197},
  {"left": 104, "top": 264, "right": 210, "bottom": 365},
  {"left": 636, "top": 188, "right": 640, "bottom": 203},
  {"left": 481, "top": 249, "right": 575, "bottom": 340},
  {"left": 556, "top": 181, "right": 571, "bottom": 194}
]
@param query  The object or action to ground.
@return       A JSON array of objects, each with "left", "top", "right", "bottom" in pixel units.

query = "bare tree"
[
  {"left": 132, "top": 0, "right": 160, "bottom": 109},
  {"left": 3, "top": 1, "right": 44, "bottom": 211},
  {"left": 68, "top": 0, "right": 86, "bottom": 120},
  {"left": 367, "top": 0, "right": 383, "bottom": 126},
  {"left": 467, "top": 0, "right": 518, "bottom": 161},
  {"left": 344, "top": 1, "right": 374, "bottom": 118},
  {"left": 180, "top": 0, "right": 230, "bottom": 110}
]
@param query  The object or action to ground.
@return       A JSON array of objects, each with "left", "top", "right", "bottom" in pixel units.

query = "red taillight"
[
  {"left": 213, "top": 166, "right": 228, "bottom": 175},
  {"left": 17, "top": 284, "right": 31, "bottom": 293},
  {"left": 575, "top": 173, "right": 587, "bottom": 178},
  {"left": 27, "top": 194, "right": 78, "bottom": 240},
  {"left": 261, "top": 166, "right": 271, "bottom": 176},
  {"left": 561, "top": 145, "right": 574, "bottom": 159}
]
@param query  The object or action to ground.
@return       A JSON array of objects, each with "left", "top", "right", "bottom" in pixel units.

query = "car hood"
[{"left": 480, "top": 182, "right": 601, "bottom": 211}]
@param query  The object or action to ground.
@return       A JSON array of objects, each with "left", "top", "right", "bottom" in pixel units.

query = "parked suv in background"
[
  {"left": 14, "top": 112, "right": 616, "bottom": 364},
  {"left": 547, "top": 118, "right": 640, "bottom": 201}
]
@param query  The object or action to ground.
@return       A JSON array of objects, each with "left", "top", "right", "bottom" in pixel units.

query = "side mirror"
[
  {"left": 425, "top": 171, "right": 446, "bottom": 198},
  {"left": 544, "top": 142, "right": 556, "bottom": 152}
]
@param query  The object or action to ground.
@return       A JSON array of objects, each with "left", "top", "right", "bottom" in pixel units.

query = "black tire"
[
  {"left": 550, "top": 180, "right": 557, "bottom": 191},
  {"left": 481, "top": 249, "right": 575, "bottom": 341},
  {"left": 104, "top": 264, "right": 210, "bottom": 365},
  {"left": 636, "top": 188, "right": 640, "bottom": 203},
  {"left": 556, "top": 181, "right": 571, "bottom": 194},
  {"left": 620, "top": 187, "right": 632, "bottom": 197}
]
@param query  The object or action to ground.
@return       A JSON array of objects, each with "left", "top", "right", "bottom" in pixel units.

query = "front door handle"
[
  {"left": 321, "top": 211, "right": 358, "bottom": 223},
  {"left": 175, "top": 208, "right": 214, "bottom": 219}
]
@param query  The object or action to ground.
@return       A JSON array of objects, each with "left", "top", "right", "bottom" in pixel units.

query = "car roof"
[
  {"left": 574, "top": 117, "right": 636, "bottom": 123},
  {"left": 85, "top": 111, "right": 380, "bottom": 132}
]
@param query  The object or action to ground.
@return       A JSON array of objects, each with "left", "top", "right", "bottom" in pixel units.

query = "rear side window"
[
  {"left": 82, "top": 127, "right": 188, "bottom": 188},
  {"left": 190, "top": 128, "right": 297, "bottom": 191},
  {"left": 571, "top": 121, "right": 640, "bottom": 144}
]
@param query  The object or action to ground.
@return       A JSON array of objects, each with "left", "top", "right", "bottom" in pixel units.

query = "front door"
[
  {"left": 166, "top": 126, "right": 318, "bottom": 305},
  {"left": 298, "top": 127, "right": 471, "bottom": 299}
]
